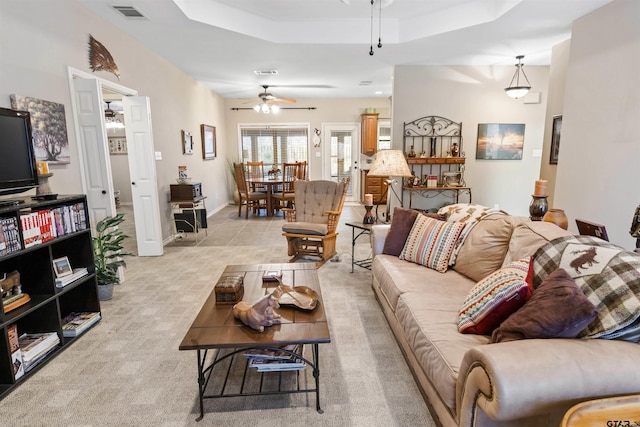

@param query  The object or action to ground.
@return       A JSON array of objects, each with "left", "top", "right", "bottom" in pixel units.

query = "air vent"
[
  {"left": 112, "top": 6, "right": 146, "bottom": 18},
  {"left": 359, "top": 81, "right": 373, "bottom": 86},
  {"left": 254, "top": 70, "right": 279, "bottom": 75}
]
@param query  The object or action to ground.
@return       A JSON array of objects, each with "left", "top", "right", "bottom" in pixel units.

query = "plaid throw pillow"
[
  {"left": 457, "top": 258, "right": 533, "bottom": 335},
  {"left": 400, "top": 215, "right": 466, "bottom": 273}
]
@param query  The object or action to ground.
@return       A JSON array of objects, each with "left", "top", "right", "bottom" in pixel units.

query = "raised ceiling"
[{"left": 74, "top": 0, "right": 612, "bottom": 100}]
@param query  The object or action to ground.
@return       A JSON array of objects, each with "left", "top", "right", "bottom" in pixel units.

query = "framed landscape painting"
[
  {"left": 476, "top": 123, "right": 525, "bottom": 160},
  {"left": 201, "top": 124, "right": 216, "bottom": 160}
]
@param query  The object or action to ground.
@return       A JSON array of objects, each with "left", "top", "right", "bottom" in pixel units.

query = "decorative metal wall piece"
[{"left": 88, "top": 35, "right": 120, "bottom": 80}]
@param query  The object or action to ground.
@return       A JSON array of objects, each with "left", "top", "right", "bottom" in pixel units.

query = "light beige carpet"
[{"left": 1, "top": 205, "right": 435, "bottom": 426}]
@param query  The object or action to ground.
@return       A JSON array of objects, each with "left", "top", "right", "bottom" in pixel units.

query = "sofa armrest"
[
  {"left": 457, "top": 338, "right": 640, "bottom": 424},
  {"left": 371, "top": 224, "right": 391, "bottom": 257}
]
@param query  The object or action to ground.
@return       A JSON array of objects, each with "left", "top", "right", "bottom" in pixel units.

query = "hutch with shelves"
[
  {"left": 402, "top": 115, "right": 471, "bottom": 211},
  {"left": 0, "top": 195, "right": 100, "bottom": 399}
]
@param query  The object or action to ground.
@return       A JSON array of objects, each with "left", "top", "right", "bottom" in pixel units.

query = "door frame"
[
  {"left": 321, "top": 123, "right": 360, "bottom": 202},
  {"left": 66, "top": 67, "right": 162, "bottom": 252}
]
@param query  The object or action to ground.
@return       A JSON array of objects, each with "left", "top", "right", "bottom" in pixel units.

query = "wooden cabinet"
[
  {"left": 0, "top": 195, "right": 100, "bottom": 399},
  {"left": 362, "top": 170, "right": 388, "bottom": 204},
  {"left": 361, "top": 113, "right": 379, "bottom": 155}
]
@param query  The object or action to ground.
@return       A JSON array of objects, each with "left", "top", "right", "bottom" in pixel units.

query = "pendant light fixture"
[
  {"left": 504, "top": 55, "right": 531, "bottom": 99},
  {"left": 369, "top": 0, "right": 383, "bottom": 55}
]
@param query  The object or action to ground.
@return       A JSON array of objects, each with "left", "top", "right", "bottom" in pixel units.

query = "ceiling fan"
[
  {"left": 104, "top": 101, "right": 124, "bottom": 129},
  {"left": 252, "top": 85, "right": 296, "bottom": 113}
]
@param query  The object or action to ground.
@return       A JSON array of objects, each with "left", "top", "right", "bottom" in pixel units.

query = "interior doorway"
[
  {"left": 66, "top": 67, "right": 163, "bottom": 257},
  {"left": 322, "top": 123, "right": 360, "bottom": 202}
]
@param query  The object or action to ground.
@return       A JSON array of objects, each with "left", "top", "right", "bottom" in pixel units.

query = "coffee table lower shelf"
[{"left": 194, "top": 344, "right": 322, "bottom": 421}]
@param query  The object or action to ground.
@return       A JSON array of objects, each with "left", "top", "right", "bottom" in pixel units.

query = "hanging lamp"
[{"left": 504, "top": 55, "right": 531, "bottom": 99}]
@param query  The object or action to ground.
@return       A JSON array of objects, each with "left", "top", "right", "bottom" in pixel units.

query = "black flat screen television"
[{"left": 0, "top": 107, "right": 39, "bottom": 198}]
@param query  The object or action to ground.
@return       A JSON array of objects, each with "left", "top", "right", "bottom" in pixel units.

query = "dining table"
[{"left": 247, "top": 175, "right": 293, "bottom": 217}]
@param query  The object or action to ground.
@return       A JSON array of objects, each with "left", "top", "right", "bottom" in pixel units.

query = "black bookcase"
[{"left": 0, "top": 195, "right": 100, "bottom": 399}]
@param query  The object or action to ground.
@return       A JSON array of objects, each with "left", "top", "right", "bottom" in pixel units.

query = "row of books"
[
  {"left": 0, "top": 217, "right": 21, "bottom": 256},
  {"left": 244, "top": 344, "right": 306, "bottom": 372},
  {"left": 55, "top": 267, "right": 89, "bottom": 288},
  {"left": 21, "top": 202, "right": 88, "bottom": 249},
  {"left": 6, "top": 311, "right": 100, "bottom": 380}
]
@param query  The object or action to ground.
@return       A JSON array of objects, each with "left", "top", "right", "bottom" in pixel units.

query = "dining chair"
[
  {"left": 272, "top": 162, "right": 298, "bottom": 212},
  {"left": 246, "top": 161, "right": 266, "bottom": 193},
  {"left": 233, "top": 162, "right": 268, "bottom": 219},
  {"left": 295, "top": 160, "right": 307, "bottom": 180}
]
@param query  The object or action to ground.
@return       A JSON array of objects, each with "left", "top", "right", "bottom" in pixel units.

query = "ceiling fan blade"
[{"left": 272, "top": 98, "right": 296, "bottom": 103}]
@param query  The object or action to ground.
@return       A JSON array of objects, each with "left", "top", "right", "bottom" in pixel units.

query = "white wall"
[
  {"left": 0, "top": 0, "right": 228, "bottom": 241},
  {"left": 554, "top": 0, "right": 640, "bottom": 248},
  {"left": 392, "top": 65, "right": 550, "bottom": 215}
]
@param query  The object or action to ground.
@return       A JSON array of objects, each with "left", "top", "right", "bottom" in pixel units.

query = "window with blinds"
[{"left": 240, "top": 126, "right": 308, "bottom": 169}]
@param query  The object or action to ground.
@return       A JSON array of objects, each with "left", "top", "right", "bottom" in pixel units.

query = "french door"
[{"left": 322, "top": 124, "right": 360, "bottom": 202}]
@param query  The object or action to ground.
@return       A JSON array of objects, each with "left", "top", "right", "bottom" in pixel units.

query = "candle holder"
[
  {"left": 363, "top": 205, "right": 375, "bottom": 224},
  {"left": 529, "top": 195, "right": 549, "bottom": 221}
]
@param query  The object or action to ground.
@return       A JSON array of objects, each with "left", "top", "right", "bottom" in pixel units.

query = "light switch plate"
[{"left": 155, "top": 151, "right": 162, "bottom": 160}]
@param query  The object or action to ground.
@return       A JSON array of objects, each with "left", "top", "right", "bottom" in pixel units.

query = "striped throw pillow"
[
  {"left": 399, "top": 215, "right": 466, "bottom": 273},
  {"left": 457, "top": 258, "right": 533, "bottom": 335}
]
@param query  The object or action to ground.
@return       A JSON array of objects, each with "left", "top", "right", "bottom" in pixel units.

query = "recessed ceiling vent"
[
  {"left": 359, "top": 81, "right": 373, "bottom": 86},
  {"left": 254, "top": 70, "right": 279, "bottom": 75},
  {"left": 112, "top": 6, "right": 147, "bottom": 19}
]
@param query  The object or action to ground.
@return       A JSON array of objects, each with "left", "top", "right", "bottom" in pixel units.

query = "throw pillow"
[
  {"left": 399, "top": 215, "right": 466, "bottom": 273},
  {"left": 491, "top": 268, "right": 598, "bottom": 343},
  {"left": 382, "top": 207, "right": 446, "bottom": 256},
  {"left": 457, "top": 258, "right": 533, "bottom": 335}
]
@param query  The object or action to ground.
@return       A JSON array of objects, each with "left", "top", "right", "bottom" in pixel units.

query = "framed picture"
[
  {"left": 201, "top": 124, "right": 216, "bottom": 160},
  {"left": 550, "top": 115, "right": 562, "bottom": 165},
  {"left": 182, "top": 130, "right": 193, "bottom": 155},
  {"left": 476, "top": 123, "right": 525, "bottom": 160},
  {"left": 108, "top": 137, "right": 127, "bottom": 154},
  {"left": 442, "top": 171, "right": 462, "bottom": 187},
  {"left": 52, "top": 256, "right": 72, "bottom": 278}
]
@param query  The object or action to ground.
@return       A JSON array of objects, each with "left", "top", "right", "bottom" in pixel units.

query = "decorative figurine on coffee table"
[{"left": 232, "top": 294, "right": 281, "bottom": 332}]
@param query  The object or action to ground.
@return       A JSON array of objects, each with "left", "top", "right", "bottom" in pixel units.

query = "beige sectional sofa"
[{"left": 370, "top": 208, "right": 640, "bottom": 426}]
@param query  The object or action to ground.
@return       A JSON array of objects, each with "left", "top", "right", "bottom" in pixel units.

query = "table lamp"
[{"left": 367, "top": 149, "right": 412, "bottom": 222}]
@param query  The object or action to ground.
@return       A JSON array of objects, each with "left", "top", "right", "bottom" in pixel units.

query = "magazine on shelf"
[
  {"left": 62, "top": 312, "right": 101, "bottom": 337},
  {"left": 244, "top": 344, "right": 306, "bottom": 372},
  {"left": 7, "top": 324, "right": 24, "bottom": 379},
  {"left": 18, "top": 332, "right": 60, "bottom": 365}
]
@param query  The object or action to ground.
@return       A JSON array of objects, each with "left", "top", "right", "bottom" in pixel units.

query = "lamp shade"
[{"left": 368, "top": 149, "right": 412, "bottom": 177}]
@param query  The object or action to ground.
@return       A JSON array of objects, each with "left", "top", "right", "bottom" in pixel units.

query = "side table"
[{"left": 345, "top": 222, "right": 377, "bottom": 272}]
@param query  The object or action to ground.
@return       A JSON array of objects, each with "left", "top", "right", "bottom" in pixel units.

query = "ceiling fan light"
[
  {"left": 270, "top": 104, "right": 280, "bottom": 113},
  {"left": 261, "top": 103, "right": 270, "bottom": 114},
  {"left": 253, "top": 104, "right": 261, "bottom": 112}
]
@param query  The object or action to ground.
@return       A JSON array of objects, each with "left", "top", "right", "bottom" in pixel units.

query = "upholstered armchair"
[{"left": 281, "top": 178, "right": 349, "bottom": 267}]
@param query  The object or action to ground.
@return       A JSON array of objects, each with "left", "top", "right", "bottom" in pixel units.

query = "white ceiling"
[{"left": 76, "top": 0, "right": 612, "bottom": 101}]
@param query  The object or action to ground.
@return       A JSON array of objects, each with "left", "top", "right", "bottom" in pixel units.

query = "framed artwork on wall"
[
  {"left": 201, "top": 124, "right": 216, "bottom": 160},
  {"left": 476, "top": 123, "right": 525, "bottom": 160},
  {"left": 549, "top": 115, "right": 562, "bottom": 165},
  {"left": 182, "top": 130, "right": 193, "bottom": 155},
  {"left": 108, "top": 137, "right": 127, "bottom": 154}
]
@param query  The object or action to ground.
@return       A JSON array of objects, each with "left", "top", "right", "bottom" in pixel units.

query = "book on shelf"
[
  {"left": 55, "top": 267, "right": 89, "bottom": 288},
  {"left": 2, "top": 293, "right": 31, "bottom": 313},
  {"left": 18, "top": 332, "right": 60, "bottom": 372},
  {"left": 7, "top": 324, "right": 24, "bottom": 380},
  {"left": 61, "top": 311, "right": 101, "bottom": 337},
  {"left": 244, "top": 344, "right": 306, "bottom": 372},
  {"left": 18, "top": 202, "right": 88, "bottom": 249}
]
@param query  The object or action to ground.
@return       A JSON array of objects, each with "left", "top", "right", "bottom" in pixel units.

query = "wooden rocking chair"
[{"left": 281, "top": 178, "right": 349, "bottom": 268}]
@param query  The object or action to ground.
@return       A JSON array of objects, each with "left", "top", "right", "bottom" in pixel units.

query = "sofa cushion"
[
  {"left": 491, "top": 268, "right": 598, "bottom": 342},
  {"left": 400, "top": 216, "right": 466, "bottom": 273},
  {"left": 395, "top": 290, "right": 490, "bottom": 413},
  {"left": 454, "top": 215, "right": 529, "bottom": 282},
  {"left": 502, "top": 221, "right": 572, "bottom": 266},
  {"left": 457, "top": 258, "right": 533, "bottom": 335},
  {"left": 373, "top": 254, "right": 475, "bottom": 313},
  {"left": 382, "top": 207, "right": 445, "bottom": 256}
]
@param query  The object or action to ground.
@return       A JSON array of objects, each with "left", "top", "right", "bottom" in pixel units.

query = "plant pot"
[{"left": 98, "top": 283, "right": 115, "bottom": 301}]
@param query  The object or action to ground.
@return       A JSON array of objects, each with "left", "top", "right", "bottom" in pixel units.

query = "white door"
[
  {"left": 123, "top": 97, "right": 163, "bottom": 256},
  {"left": 72, "top": 78, "right": 115, "bottom": 226},
  {"left": 322, "top": 123, "right": 360, "bottom": 202}
]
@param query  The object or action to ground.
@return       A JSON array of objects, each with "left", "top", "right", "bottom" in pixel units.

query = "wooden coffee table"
[{"left": 179, "top": 263, "right": 330, "bottom": 421}]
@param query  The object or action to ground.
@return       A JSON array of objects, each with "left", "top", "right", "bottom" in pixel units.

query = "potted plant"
[{"left": 92, "top": 213, "right": 132, "bottom": 301}]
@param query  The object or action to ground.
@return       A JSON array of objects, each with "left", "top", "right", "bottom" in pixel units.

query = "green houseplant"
[{"left": 92, "top": 213, "right": 132, "bottom": 300}]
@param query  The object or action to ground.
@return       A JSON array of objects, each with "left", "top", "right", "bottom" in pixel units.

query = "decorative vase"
[
  {"left": 529, "top": 195, "right": 549, "bottom": 221},
  {"left": 542, "top": 208, "right": 568, "bottom": 230},
  {"left": 98, "top": 283, "right": 115, "bottom": 301},
  {"left": 430, "top": 137, "right": 437, "bottom": 157},
  {"left": 363, "top": 205, "right": 374, "bottom": 224}
]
